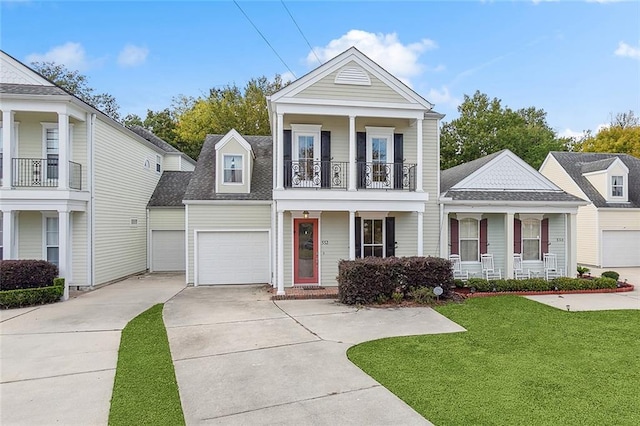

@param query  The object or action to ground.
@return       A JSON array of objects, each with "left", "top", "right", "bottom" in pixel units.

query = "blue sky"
[{"left": 2, "top": 0, "right": 639, "bottom": 138}]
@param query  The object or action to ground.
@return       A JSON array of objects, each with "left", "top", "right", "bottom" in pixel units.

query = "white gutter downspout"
[{"left": 88, "top": 113, "right": 96, "bottom": 288}]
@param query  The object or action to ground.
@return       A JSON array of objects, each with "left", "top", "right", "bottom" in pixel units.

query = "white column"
[
  {"left": 58, "top": 210, "right": 70, "bottom": 300},
  {"left": 505, "top": 213, "right": 514, "bottom": 280},
  {"left": 57, "top": 113, "right": 69, "bottom": 190},
  {"left": 348, "top": 115, "right": 356, "bottom": 191},
  {"left": 2, "top": 110, "right": 14, "bottom": 189},
  {"left": 349, "top": 210, "right": 356, "bottom": 260},
  {"left": 276, "top": 113, "right": 284, "bottom": 190},
  {"left": 417, "top": 211, "right": 424, "bottom": 256},
  {"left": 568, "top": 213, "right": 578, "bottom": 277},
  {"left": 276, "top": 210, "right": 285, "bottom": 295},
  {"left": 2, "top": 210, "right": 13, "bottom": 259},
  {"left": 416, "top": 118, "right": 423, "bottom": 192},
  {"left": 439, "top": 206, "right": 449, "bottom": 257}
]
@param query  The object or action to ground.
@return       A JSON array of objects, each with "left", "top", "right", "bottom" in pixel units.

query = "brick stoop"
[{"left": 271, "top": 286, "right": 339, "bottom": 300}]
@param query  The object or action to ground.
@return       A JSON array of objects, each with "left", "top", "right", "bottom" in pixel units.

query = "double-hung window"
[
  {"left": 522, "top": 218, "right": 541, "bottom": 261},
  {"left": 44, "top": 126, "right": 59, "bottom": 180},
  {"left": 611, "top": 175, "right": 623, "bottom": 197},
  {"left": 223, "top": 155, "right": 243, "bottom": 184},
  {"left": 459, "top": 218, "right": 479, "bottom": 262},
  {"left": 45, "top": 216, "right": 59, "bottom": 266},
  {"left": 362, "top": 218, "right": 384, "bottom": 257}
]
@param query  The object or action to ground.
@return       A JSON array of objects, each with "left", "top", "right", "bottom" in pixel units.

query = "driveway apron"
[
  {"left": 0, "top": 273, "right": 186, "bottom": 426},
  {"left": 164, "top": 285, "right": 466, "bottom": 425}
]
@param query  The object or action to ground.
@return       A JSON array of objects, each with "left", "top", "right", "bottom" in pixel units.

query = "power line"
[
  {"left": 233, "top": 0, "right": 296, "bottom": 79},
  {"left": 281, "top": 0, "right": 322, "bottom": 66}
]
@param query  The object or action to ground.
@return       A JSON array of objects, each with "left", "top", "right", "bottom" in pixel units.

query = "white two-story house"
[{"left": 0, "top": 50, "right": 195, "bottom": 298}]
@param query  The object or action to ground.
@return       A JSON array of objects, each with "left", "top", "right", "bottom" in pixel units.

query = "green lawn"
[
  {"left": 109, "top": 304, "right": 185, "bottom": 426},
  {"left": 348, "top": 296, "right": 640, "bottom": 426}
]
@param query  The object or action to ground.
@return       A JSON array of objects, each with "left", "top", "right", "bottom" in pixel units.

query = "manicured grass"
[
  {"left": 109, "top": 304, "right": 184, "bottom": 426},
  {"left": 348, "top": 296, "right": 640, "bottom": 426}
]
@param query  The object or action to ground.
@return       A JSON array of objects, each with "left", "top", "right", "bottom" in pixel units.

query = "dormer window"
[
  {"left": 223, "top": 155, "right": 243, "bottom": 184},
  {"left": 611, "top": 175, "right": 623, "bottom": 197}
]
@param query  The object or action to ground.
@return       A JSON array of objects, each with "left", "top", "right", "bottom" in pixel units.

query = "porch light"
[{"left": 303, "top": 210, "right": 309, "bottom": 219}]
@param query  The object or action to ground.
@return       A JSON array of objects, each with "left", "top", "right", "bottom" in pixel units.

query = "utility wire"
[
  {"left": 281, "top": 0, "right": 322, "bottom": 66},
  {"left": 233, "top": 0, "right": 296, "bottom": 79}
]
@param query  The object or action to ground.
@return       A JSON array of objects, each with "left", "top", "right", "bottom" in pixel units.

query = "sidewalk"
[{"left": 0, "top": 273, "right": 186, "bottom": 426}]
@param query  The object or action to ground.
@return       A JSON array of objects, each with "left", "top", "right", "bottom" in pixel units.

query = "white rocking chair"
[
  {"left": 544, "top": 253, "right": 563, "bottom": 280},
  {"left": 513, "top": 253, "right": 530, "bottom": 279},
  {"left": 449, "top": 254, "right": 469, "bottom": 281},
  {"left": 481, "top": 253, "right": 502, "bottom": 280}
]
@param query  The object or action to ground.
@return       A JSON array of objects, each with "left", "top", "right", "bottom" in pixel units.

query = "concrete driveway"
[
  {"left": 164, "top": 286, "right": 465, "bottom": 425},
  {"left": 0, "top": 273, "right": 186, "bottom": 426}
]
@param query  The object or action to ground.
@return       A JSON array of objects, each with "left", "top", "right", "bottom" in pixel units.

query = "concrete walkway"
[
  {"left": 0, "top": 273, "right": 186, "bottom": 426},
  {"left": 164, "top": 285, "right": 465, "bottom": 425}
]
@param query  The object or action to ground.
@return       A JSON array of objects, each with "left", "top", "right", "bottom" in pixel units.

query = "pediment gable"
[
  {"left": 1, "top": 51, "right": 53, "bottom": 86},
  {"left": 454, "top": 151, "right": 559, "bottom": 191}
]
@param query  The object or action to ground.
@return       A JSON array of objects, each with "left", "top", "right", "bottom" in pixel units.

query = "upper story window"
[
  {"left": 223, "top": 154, "right": 243, "bottom": 184},
  {"left": 291, "top": 124, "right": 321, "bottom": 187},
  {"left": 522, "top": 218, "right": 541, "bottom": 261},
  {"left": 365, "top": 127, "right": 394, "bottom": 189},
  {"left": 459, "top": 218, "right": 479, "bottom": 262},
  {"left": 611, "top": 175, "right": 624, "bottom": 197},
  {"left": 156, "top": 155, "right": 162, "bottom": 174}
]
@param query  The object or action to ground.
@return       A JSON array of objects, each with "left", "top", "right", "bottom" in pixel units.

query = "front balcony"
[
  {"left": 6, "top": 157, "right": 82, "bottom": 190},
  {"left": 284, "top": 161, "right": 416, "bottom": 191}
]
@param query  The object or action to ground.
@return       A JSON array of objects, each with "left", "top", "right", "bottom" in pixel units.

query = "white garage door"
[
  {"left": 152, "top": 230, "right": 186, "bottom": 272},
  {"left": 197, "top": 231, "right": 270, "bottom": 285},
  {"left": 602, "top": 230, "right": 640, "bottom": 267}
]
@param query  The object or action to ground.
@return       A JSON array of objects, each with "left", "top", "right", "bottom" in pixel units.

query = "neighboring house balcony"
[
  {"left": 9, "top": 157, "right": 82, "bottom": 190},
  {"left": 284, "top": 160, "right": 417, "bottom": 191}
]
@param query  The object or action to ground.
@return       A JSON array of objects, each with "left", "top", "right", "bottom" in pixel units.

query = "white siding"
[
  {"left": 163, "top": 155, "right": 181, "bottom": 171},
  {"left": 576, "top": 204, "right": 599, "bottom": 265},
  {"left": 71, "top": 211, "right": 87, "bottom": 286},
  {"left": 395, "top": 212, "right": 419, "bottom": 257},
  {"left": 539, "top": 156, "right": 586, "bottom": 200},
  {"left": 17, "top": 211, "right": 42, "bottom": 258},
  {"left": 216, "top": 138, "right": 251, "bottom": 194},
  {"left": 186, "top": 204, "right": 272, "bottom": 284},
  {"left": 486, "top": 214, "right": 505, "bottom": 273},
  {"left": 149, "top": 208, "right": 185, "bottom": 230},
  {"left": 547, "top": 214, "right": 566, "bottom": 275},
  {"left": 93, "top": 120, "right": 163, "bottom": 285},
  {"left": 319, "top": 212, "right": 349, "bottom": 286}
]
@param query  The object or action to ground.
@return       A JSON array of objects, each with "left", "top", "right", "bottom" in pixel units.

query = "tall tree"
[
  {"left": 581, "top": 110, "right": 640, "bottom": 157},
  {"left": 440, "top": 91, "right": 569, "bottom": 169},
  {"left": 30, "top": 61, "right": 121, "bottom": 121}
]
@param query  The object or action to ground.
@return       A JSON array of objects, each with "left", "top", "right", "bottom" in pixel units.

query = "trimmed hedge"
[
  {"left": 465, "top": 276, "right": 618, "bottom": 293},
  {"left": 0, "top": 260, "right": 59, "bottom": 290},
  {"left": 0, "top": 277, "right": 64, "bottom": 309},
  {"left": 337, "top": 256, "right": 453, "bottom": 305},
  {"left": 601, "top": 271, "right": 620, "bottom": 281}
]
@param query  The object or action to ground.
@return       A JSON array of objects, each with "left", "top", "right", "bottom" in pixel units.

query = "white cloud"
[
  {"left": 280, "top": 71, "right": 296, "bottom": 83},
  {"left": 117, "top": 44, "right": 149, "bottom": 67},
  {"left": 309, "top": 30, "right": 437, "bottom": 86},
  {"left": 26, "top": 42, "right": 90, "bottom": 70},
  {"left": 614, "top": 41, "right": 640, "bottom": 60},
  {"left": 426, "top": 86, "right": 460, "bottom": 109},
  {"left": 558, "top": 128, "right": 585, "bottom": 139}
]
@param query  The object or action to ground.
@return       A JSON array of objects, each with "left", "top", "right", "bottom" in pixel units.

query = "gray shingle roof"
[
  {"left": 128, "top": 125, "right": 179, "bottom": 153},
  {"left": 147, "top": 171, "right": 193, "bottom": 207},
  {"left": 445, "top": 190, "right": 585, "bottom": 203},
  {"left": 183, "top": 134, "right": 273, "bottom": 201},
  {"left": 440, "top": 150, "right": 505, "bottom": 193},
  {"left": 550, "top": 151, "right": 640, "bottom": 208},
  {"left": 0, "top": 83, "right": 68, "bottom": 96},
  {"left": 580, "top": 157, "right": 617, "bottom": 174}
]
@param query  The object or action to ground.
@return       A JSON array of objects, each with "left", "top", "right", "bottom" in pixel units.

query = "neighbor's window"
[
  {"left": 522, "top": 218, "right": 541, "bottom": 261},
  {"left": 459, "top": 218, "right": 479, "bottom": 262},
  {"left": 223, "top": 155, "right": 243, "bottom": 183},
  {"left": 156, "top": 155, "right": 162, "bottom": 173},
  {"left": 45, "top": 216, "right": 59, "bottom": 267},
  {"left": 611, "top": 175, "right": 623, "bottom": 197},
  {"left": 362, "top": 218, "right": 384, "bottom": 257}
]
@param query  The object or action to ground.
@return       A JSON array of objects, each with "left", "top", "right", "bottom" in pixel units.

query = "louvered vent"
[{"left": 334, "top": 66, "right": 371, "bottom": 86}]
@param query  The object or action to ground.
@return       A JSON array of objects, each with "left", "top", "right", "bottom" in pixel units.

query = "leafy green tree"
[
  {"left": 30, "top": 61, "right": 121, "bottom": 121},
  {"left": 581, "top": 111, "right": 640, "bottom": 157},
  {"left": 440, "top": 91, "right": 569, "bottom": 169}
]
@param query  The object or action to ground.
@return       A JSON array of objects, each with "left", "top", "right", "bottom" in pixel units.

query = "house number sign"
[{"left": 321, "top": 240, "right": 329, "bottom": 245}]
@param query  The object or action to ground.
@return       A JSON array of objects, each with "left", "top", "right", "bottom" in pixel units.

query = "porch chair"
[
  {"left": 449, "top": 254, "right": 469, "bottom": 281},
  {"left": 513, "top": 253, "right": 530, "bottom": 279},
  {"left": 544, "top": 253, "right": 563, "bottom": 280},
  {"left": 481, "top": 253, "right": 502, "bottom": 280}
]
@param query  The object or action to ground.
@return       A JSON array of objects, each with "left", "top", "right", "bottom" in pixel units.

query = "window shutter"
[
  {"left": 355, "top": 216, "right": 362, "bottom": 258},
  {"left": 450, "top": 218, "right": 459, "bottom": 255},
  {"left": 541, "top": 218, "right": 549, "bottom": 259},
  {"left": 514, "top": 218, "right": 522, "bottom": 254},
  {"left": 393, "top": 133, "right": 403, "bottom": 190},
  {"left": 480, "top": 218, "right": 488, "bottom": 255},
  {"left": 321, "top": 131, "right": 331, "bottom": 188},
  {"left": 356, "top": 132, "right": 366, "bottom": 189},
  {"left": 283, "top": 130, "right": 292, "bottom": 188},
  {"left": 385, "top": 217, "right": 396, "bottom": 257}
]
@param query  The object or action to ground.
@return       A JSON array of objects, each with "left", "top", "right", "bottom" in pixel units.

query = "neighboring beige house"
[
  {"left": 540, "top": 152, "right": 640, "bottom": 268},
  {"left": 0, "top": 50, "right": 195, "bottom": 298}
]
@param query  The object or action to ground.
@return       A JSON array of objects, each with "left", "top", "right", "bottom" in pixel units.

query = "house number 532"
[{"left": 321, "top": 240, "right": 329, "bottom": 245}]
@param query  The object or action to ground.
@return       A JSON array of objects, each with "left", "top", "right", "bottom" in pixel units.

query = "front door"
[{"left": 294, "top": 218, "right": 318, "bottom": 284}]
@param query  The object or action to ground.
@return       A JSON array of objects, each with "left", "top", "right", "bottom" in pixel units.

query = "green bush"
[
  {"left": 464, "top": 277, "right": 616, "bottom": 293},
  {"left": 0, "top": 259, "right": 59, "bottom": 290},
  {"left": 411, "top": 287, "right": 435, "bottom": 304},
  {"left": 601, "top": 271, "right": 620, "bottom": 281},
  {"left": 0, "top": 278, "right": 64, "bottom": 309}
]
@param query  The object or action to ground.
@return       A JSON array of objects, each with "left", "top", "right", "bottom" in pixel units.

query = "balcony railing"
[
  {"left": 283, "top": 161, "right": 416, "bottom": 191},
  {"left": 10, "top": 158, "right": 82, "bottom": 190}
]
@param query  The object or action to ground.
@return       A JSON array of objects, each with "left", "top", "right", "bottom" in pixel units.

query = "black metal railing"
[
  {"left": 284, "top": 160, "right": 348, "bottom": 189},
  {"left": 283, "top": 160, "right": 417, "bottom": 191},
  {"left": 11, "top": 158, "right": 82, "bottom": 190}
]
